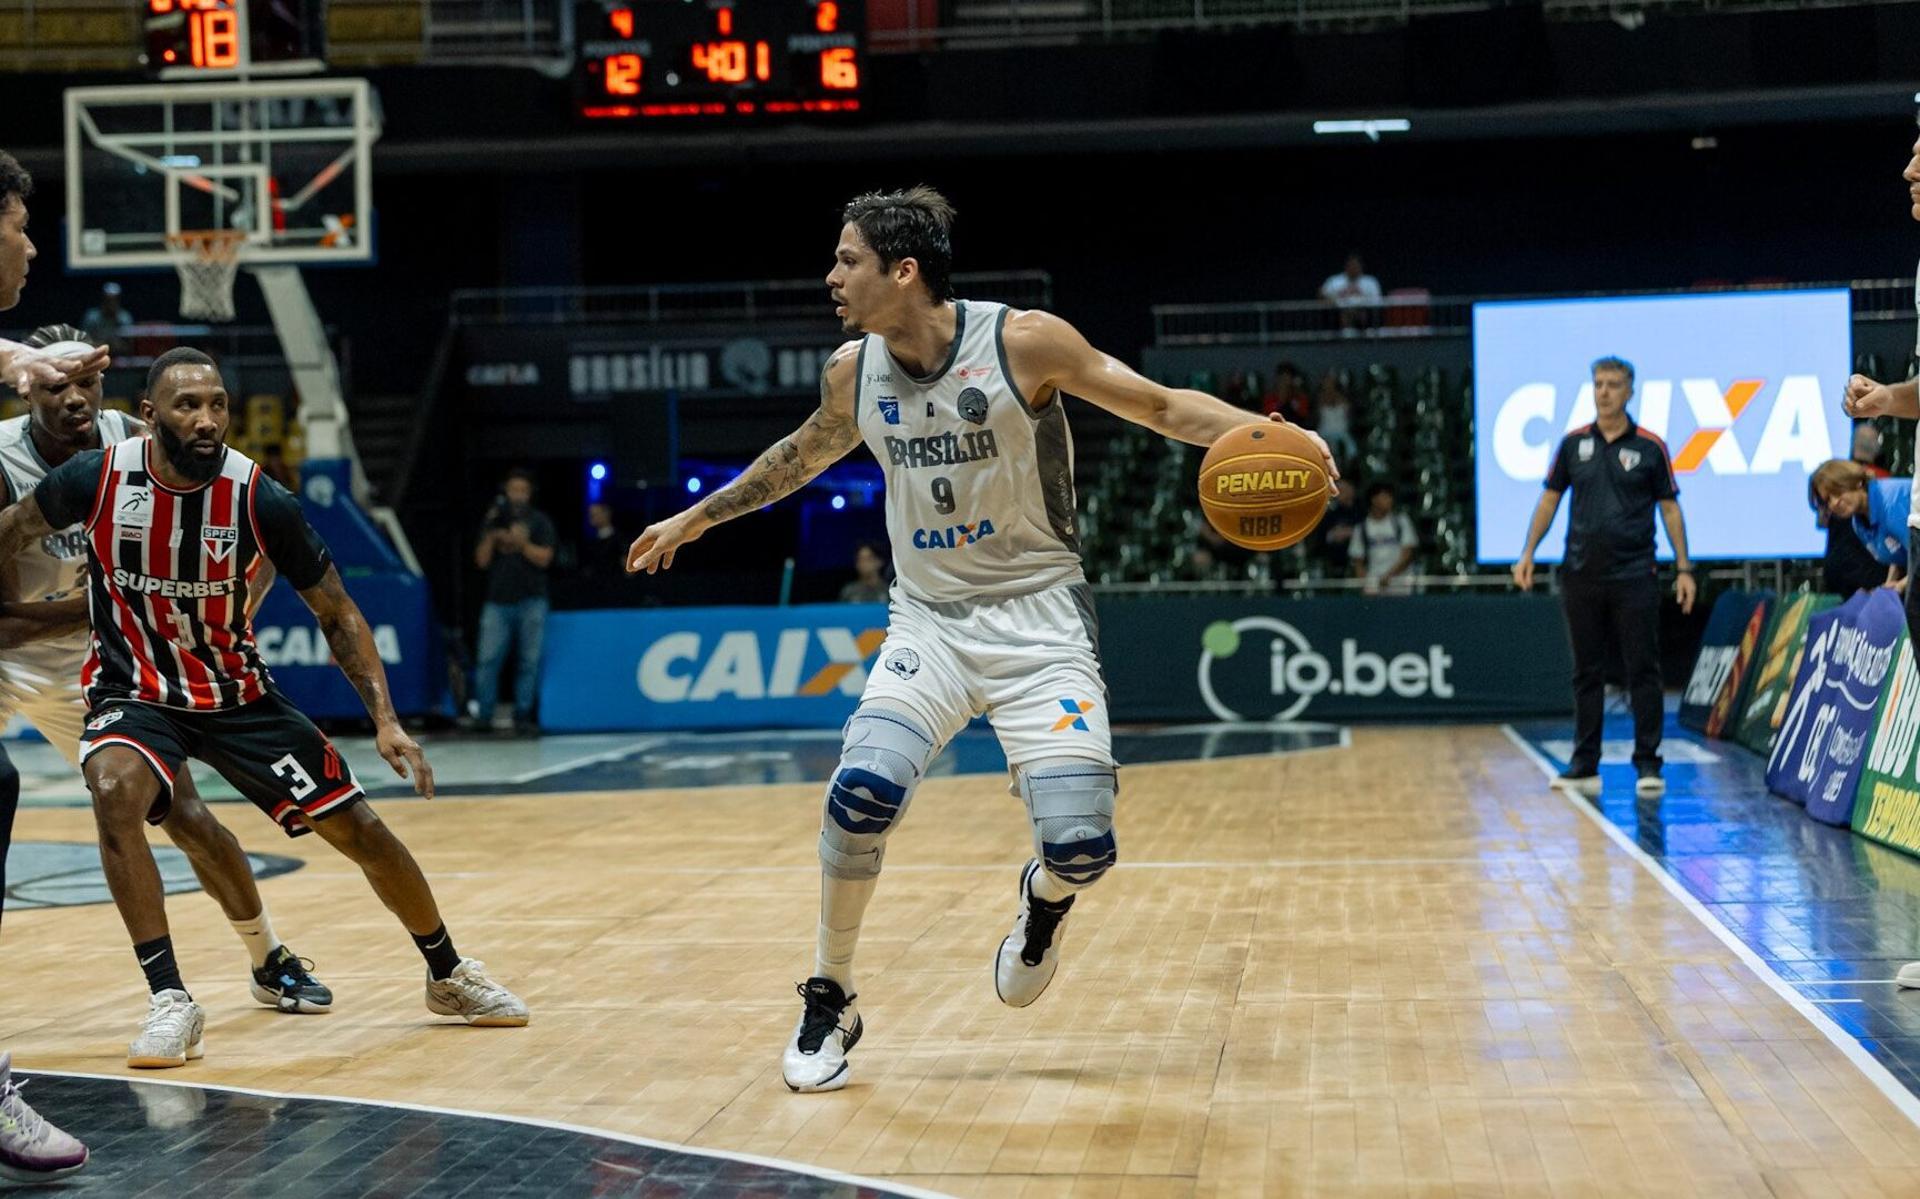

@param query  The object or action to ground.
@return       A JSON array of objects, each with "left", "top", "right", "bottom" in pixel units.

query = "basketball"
[{"left": 1197, "top": 422, "right": 1331, "bottom": 551}]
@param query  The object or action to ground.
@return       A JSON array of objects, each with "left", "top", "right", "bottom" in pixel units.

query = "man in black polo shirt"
[{"left": 1513, "top": 356, "right": 1696, "bottom": 798}]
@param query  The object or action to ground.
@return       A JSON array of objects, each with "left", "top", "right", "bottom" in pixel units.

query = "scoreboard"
[
  {"left": 577, "top": 0, "right": 864, "bottom": 119},
  {"left": 142, "top": 0, "right": 325, "bottom": 76}
]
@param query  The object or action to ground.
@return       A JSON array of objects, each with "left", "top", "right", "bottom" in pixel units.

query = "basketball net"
[{"left": 164, "top": 230, "right": 249, "bottom": 322}]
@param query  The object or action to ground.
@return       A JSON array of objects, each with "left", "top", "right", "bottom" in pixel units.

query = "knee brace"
[
  {"left": 1019, "top": 758, "right": 1118, "bottom": 890},
  {"left": 818, "top": 707, "right": 938, "bottom": 881}
]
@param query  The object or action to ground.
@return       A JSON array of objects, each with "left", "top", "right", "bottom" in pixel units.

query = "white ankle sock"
[
  {"left": 815, "top": 873, "right": 877, "bottom": 994},
  {"left": 229, "top": 908, "right": 283, "bottom": 969},
  {"left": 1029, "top": 866, "right": 1077, "bottom": 904}
]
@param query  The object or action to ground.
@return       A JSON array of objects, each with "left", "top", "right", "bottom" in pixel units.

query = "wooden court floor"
[{"left": 4, "top": 724, "right": 1920, "bottom": 1197}]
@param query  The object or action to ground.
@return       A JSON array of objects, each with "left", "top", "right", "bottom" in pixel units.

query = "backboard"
[{"left": 64, "top": 78, "right": 380, "bottom": 271}]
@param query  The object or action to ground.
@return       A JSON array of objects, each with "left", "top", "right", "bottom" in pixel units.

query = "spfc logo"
[
  {"left": 957, "top": 387, "right": 990, "bottom": 426},
  {"left": 1618, "top": 448, "right": 1641, "bottom": 471},
  {"left": 202, "top": 525, "right": 238, "bottom": 563}
]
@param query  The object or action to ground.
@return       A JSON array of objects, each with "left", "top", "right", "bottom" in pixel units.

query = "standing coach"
[{"left": 1512, "top": 356, "right": 1697, "bottom": 799}]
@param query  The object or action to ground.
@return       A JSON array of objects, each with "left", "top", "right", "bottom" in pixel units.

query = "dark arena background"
[{"left": 1, "top": 1, "right": 1920, "bottom": 1195}]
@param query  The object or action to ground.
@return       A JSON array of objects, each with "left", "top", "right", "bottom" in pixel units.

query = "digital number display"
[
  {"left": 143, "top": 0, "right": 324, "bottom": 76},
  {"left": 578, "top": 0, "right": 863, "bottom": 119}
]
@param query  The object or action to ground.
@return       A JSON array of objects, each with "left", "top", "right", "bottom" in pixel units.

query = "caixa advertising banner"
[
  {"left": 1473, "top": 289, "right": 1850, "bottom": 563},
  {"left": 539, "top": 604, "right": 891, "bottom": 731},
  {"left": 1765, "top": 588, "right": 1903, "bottom": 824},
  {"left": 1098, "top": 595, "right": 1571, "bottom": 723}
]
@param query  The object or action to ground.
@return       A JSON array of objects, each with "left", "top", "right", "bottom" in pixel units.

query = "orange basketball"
[{"left": 1197, "top": 423, "right": 1331, "bottom": 551}]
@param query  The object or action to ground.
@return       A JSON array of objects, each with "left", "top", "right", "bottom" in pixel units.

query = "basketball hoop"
[{"left": 164, "top": 230, "right": 249, "bottom": 322}]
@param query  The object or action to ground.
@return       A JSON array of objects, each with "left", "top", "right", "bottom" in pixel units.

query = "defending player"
[
  {"left": 628, "top": 186, "right": 1336, "bottom": 1091},
  {"left": 0, "top": 348, "right": 529, "bottom": 1068}
]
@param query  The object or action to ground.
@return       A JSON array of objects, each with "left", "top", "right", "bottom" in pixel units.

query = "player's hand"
[
  {"left": 376, "top": 722, "right": 436, "bottom": 800},
  {"left": 1512, "top": 556, "right": 1536, "bottom": 591},
  {"left": 1675, "top": 571, "right": 1697, "bottom": 615},
  {"left": 1846, "top": 373, "right": 1895, "bottom": 419},
  {"left": 3, "top": 344, "right": 110, "bottom": 398},
  {"left": 1267, "top": 413, "right": 1340, "bottom": 481},
  {"left": 627, "top": 512, "right": 706, "bottom": 574}
]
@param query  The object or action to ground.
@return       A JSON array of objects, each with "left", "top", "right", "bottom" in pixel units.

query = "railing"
[
  {"left": 448, "top": 271, "right": 1056, "bottom": 325},
  {"left": 1152, "top": 277, "right": 1916, "bottom": 347},
  {"left": 1090, "top": 562, "right": 1825, "bottom": 597}
]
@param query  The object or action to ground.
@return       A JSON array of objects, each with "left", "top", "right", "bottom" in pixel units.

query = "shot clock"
[
  {"left": 577, "top": 0, "right": 864, "bottom": 119},
  {"left": 142, "top": 0, "right": 326, "bottom": 78}
]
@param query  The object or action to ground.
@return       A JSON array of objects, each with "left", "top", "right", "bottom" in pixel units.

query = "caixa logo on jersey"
[
  {"left": 637, "top": 626, "right": 886, "bottom": 703},
  {"left": 1491, "top": 376, "right": 1834, "bottom": 481},
  {"left": 1196, "top": 617, "right": 1455, "bottom": 722}
]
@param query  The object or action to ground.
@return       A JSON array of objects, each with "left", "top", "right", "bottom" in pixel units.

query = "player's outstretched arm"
[
  {"left": 299, "top": 566, "right": 435, "bottom": 799},
  {"left": 1001, "top": 310, "right": 1338, "bottom": 479},
  {"left": 0, "top": 339, "right": 111, "bottom": 399},
  {"left": 0, "top": 493, "right": 86, "bottom": 646},
  {"left": 627, "top": 341, "right": 864, "bottom": 574}
]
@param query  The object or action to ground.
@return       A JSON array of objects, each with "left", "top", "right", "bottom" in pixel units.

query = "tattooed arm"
[
  {"left": 627, "top": 341, "right": 864, "bottom": 574},
  {"left": 299, "top": 566, "right": 435, "bottom": 798}
]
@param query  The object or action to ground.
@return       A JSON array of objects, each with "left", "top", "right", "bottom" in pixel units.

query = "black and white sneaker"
[
  {"left": 995, "top": 859, "right": 1075, "bottom": 1008},
  {"left": 782, "top": 978, "right": 862, "bottom": 1093},
  {"left": 1635, "top": 762, "right": 1666, "bottom": 798},
  {"left": 249, "top": 946, "right": 334, "bottom": 1014}
]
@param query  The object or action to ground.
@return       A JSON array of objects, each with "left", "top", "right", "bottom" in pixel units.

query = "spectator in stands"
[
  {"left": 1314, "top": 369, "right": 1355, "bottom": 460},
  {"left": 1315, "top": 478, "right": 1362, "bottom": 573},
  {"left": 1319, "top": 254, "right": 1381, "bottom": 333},
  {"left": 1351, "top": 483, "right": 1417, "bottom": 595},
  {"left": 839, "top": 541, "right": 892, "bottom": 603},
  {"left": 1261, "top": 362, "right": 1313, "bottom": 425},
  {"left": 579, "top": 501, "right": 627, "bottom": 584},
  {"left": 1812, "top": 459, "right": 1910, "bottom": 591},
  {"left": 80, "top": 282, "right": 131, "bottom": 353},
  {"left": 468, "top": 467, "right": 555, "bottom": 735}
]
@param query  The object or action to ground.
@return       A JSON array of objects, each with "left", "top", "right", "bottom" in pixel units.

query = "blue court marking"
[{"left": 1511, "top": 710, "right": 1920, "bottom": 1103}]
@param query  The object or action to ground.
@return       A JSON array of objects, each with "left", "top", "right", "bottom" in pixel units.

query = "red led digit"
[
  {"left": 755, "top": 41, "right": 769, "bottom": 81},
  {"left": 611, "top": 7, "right": 633, "bottom": 36},
  {"left": 605, "top": 53, "right": 643, "bottom": 95},
  {"left": 820, "top": 47, "right": 858, "bottom": 90},
  {"left": 816, "top": 2, "right": 838, "bottom": 31},
  {"left": 150, "top": 0, "right": 174, "bottom": 13},
  {"left": 191, "top": 9, "right": 239, "bottom": 68},
  {"left": 718, "top": 8, "right": 732, "bottom": 33}
]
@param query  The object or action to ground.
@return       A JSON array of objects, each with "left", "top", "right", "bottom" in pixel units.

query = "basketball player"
[
  {"left": 0, "top": 323, "right": 335, "bottom": 1015},
  {"left": 0, "top": 347, "right": 529, "bottom": 1068},
  {"left": 1842, "top": 124, "right": 1920, "bottom": 990},
  {"left": 0, "top": 146, "right": 93, "bottom": 1182},
  {"left": 627, "top": 186, "right": 1337, "bottom": 1091}
]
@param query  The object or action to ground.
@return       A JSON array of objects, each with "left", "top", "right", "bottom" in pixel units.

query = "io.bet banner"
[{"left": 1853, "top": 635, "right": 1920, "bottom": 849}]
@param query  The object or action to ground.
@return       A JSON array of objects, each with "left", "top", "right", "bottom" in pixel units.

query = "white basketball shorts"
[{"left": 857, "top": 582, "right": 1113, "bottom": 769}]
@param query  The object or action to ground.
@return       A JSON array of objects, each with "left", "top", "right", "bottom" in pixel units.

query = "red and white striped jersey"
[{"left": 36, "top": 439, "right": 333, "bottom": 712}]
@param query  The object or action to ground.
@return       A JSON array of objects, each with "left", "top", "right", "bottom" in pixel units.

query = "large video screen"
[{"left": 1474, "top": 289, "right": 1852, "bottom": 564}]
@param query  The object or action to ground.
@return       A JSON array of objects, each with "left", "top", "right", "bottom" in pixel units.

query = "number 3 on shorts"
[{"left": 272, "top": 753, "right": 318, "bottom": 800}]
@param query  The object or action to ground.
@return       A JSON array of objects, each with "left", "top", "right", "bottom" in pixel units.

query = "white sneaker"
[
  {"left": 783, "top": 978, "right": 862, "bottom": 1093},
  {"left": 127, "top": 990, "right": 205, "bottom": 1069},
  {"left": 1552, "top": 771, "right": 1602, "bottom": 798},
  {"left": 1897, "top": 962, "right": 1920, "bottom": 989},
  {"left": 995, "top": 859, "right": 1076, "bottom": 1009},
  {"left": 425, "top": 959, "right": 530, "bottom": 1026},
  {"left": 0, "top": 1052, "right": 88, "bottom": 1182}
]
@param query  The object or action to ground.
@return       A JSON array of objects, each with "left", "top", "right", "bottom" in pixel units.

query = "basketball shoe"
[
  {"left": 127, "top": 990, "right": 205, "bottom": 1069},
  {"left": 783, "top": 978, "right": 862, "bottom": 1092},
  {"left": 1897, "top": 962, "right": 1920, "bottom": 989},
  {"left": 995, "top": 859, "right": 1075, "bottom": 1008},
  {"left": 1552, "top": 769, "right": 1602, "bottom": 798},
  {"left": 250, "top": 946, "right": 334, "bottom": 1014},
  {"left": 425, "top": 959, "right": 529, "bottom": 1026},
  {"left": 0, "top": 1052, "right": 87, "bottom": 1182}
]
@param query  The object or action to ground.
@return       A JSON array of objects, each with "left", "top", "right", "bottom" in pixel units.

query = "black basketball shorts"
[{"left": 78, "top": 690, "right": 364, "bottom": 838}]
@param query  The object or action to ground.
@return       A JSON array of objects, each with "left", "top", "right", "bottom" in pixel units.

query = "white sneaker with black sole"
[
  {"left": 783, "top": 977, "right": 862, "bottom": 1092},
  {"left": 995, "top": 859, "right": 1076, "bottom": 1008},
  {"left": 127, "top": 990, "right": 204, "bottom": 1069},
  {"left": 1635, "top": 764, "right": 1666, "bottom": 798}
]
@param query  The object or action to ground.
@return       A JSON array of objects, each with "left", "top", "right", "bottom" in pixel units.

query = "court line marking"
[
  {"left": 21, "top": 1068, "right": 956, "bottom": 1199},
  {"left": 506, "top": 736, "right": 677, "bottom": 785},
  {"left": 1501, "top": 724, "right": 1920, "bottom": 1129}
]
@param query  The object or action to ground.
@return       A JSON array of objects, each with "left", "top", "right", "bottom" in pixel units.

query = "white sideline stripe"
[
  {"left": 19, "top": 1068, "right": 955, "bottom": 1199},
  {"left": 1500, "top": 724, "right": 1920, "bottom": 1130},
  {"left": 507, "top": 736, "right": 674, "bottom": 784}
]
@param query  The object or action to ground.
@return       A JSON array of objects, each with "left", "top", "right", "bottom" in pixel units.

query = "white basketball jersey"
[
  {"left": 0, "top": 409, "right": 136, "bottom": 689},
  {"left": 855, "top": 300, "right": 1086, "bottom": 603}
]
